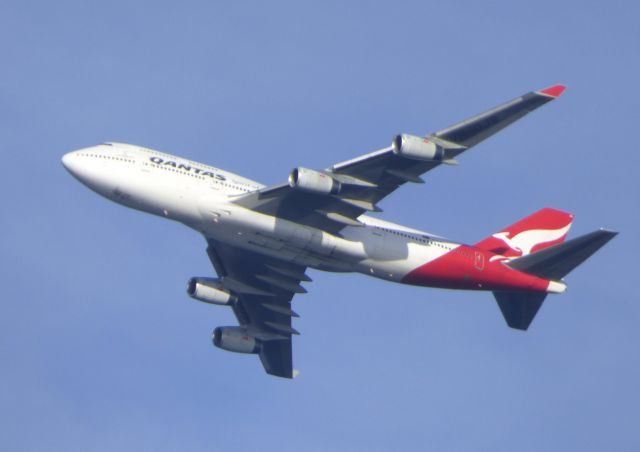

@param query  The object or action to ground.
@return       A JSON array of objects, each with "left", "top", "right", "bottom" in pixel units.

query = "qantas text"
[{"left": 149, "top": 157, "right": 226, "bottom": 181}]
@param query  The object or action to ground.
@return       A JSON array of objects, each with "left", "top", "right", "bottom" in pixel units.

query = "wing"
[
  {"left": 232, "top": 85, "right": 566, "bottom": 233},
  {"left": 205, "top": 238, "right": 310, "bottom": 378}
]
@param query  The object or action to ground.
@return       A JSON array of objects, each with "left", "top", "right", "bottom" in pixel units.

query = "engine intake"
[
  {"left": 392, "top": 134, "right": 444, "bottom": 161},
  {"left": 213, "top": 327, "right": 260, "bottom": 354},
  {"left": 187, "top": 277, "right": 235, "bottom": 305},
  {"left": 289, "top": 167, "right": 341, "bottom": 195}
]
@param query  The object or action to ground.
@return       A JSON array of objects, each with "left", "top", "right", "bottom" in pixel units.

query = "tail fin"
[
  {"left": 493, "top": 229, "right": 618, "bottom": 331},
  {"left": 475, "top": 208, "right": 574, "bottom": 257},
  {"left": 494, "top": 292, "right": 547, "bottom": 330}
]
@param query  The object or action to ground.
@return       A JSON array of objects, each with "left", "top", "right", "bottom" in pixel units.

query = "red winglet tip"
[{"left": 538, "top": 84, "right": 566, "bottom": 98}]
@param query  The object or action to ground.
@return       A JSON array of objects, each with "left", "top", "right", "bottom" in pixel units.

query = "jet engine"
[
  {"left": 187, "top": 277, "right": 235, "bottom": 305},
  {"left": 213, "top": 326, "right": 261, "bottom": 354},
  {"left": 392, "top": 134, "right": 445, "bottom": 161},
  {"left": 288, "top": 167, "right": 341, "bottom": 195}
]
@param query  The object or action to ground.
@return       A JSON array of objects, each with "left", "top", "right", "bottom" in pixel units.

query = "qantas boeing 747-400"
[{"left": 62, "top": 85, "right": 616, "bottom": 378}]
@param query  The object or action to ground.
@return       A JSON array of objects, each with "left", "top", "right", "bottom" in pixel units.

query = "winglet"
[{"left": 537, "top": 84, "right": 566, "bottom": 98}]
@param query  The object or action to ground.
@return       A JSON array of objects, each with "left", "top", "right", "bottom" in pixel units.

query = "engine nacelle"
[
  {"left": 392, "top": 134, "right": 444, "bottom": 161},
  {"left": 213, "top": 326, "right": 260, "bottom": 354},
  {"left": 288, "top": 167, "right": 341, "bottom": 195},
  {"left": 187, "top": 277, "right": 235, "bottom": 305}
]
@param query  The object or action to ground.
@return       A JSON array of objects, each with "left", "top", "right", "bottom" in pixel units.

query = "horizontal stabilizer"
[
  {"left": 494, "top": 291, "right": 547, "bottom": 331},
  {"left": 507, "top": 229, "right": 618, "bottom": 280}
]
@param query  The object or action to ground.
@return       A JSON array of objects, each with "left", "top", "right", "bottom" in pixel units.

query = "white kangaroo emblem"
[{"left": 491, "top": 223, "right": 571, "bottom": 256}]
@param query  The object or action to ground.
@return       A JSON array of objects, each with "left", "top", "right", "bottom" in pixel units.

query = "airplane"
[{"left": 61, "top": 84, "right": 617, "bottom": 378}]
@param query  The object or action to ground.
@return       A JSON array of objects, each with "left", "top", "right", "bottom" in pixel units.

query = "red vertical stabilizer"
[{"left": 474, "top": 208, "right": 574, "bottom": 258}]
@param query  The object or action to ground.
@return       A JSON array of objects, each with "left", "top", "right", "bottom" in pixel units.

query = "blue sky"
[{"left": 1, "top": 1, "right": 638, "bottom": 450}]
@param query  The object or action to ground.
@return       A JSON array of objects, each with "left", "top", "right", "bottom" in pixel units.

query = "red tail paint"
[{"left": 474, "top": 208, "right": 573, "bottom": 258}]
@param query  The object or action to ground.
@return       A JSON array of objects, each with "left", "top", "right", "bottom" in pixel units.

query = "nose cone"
[
  {"left": 61, "top": 147, "right": 109, "bottom": 193},
  {"left": 61, "top": 151, "right": 80, "bottom": 175},
  {"left": 62, "top": 144, "right": 132, "bottom": 200}
]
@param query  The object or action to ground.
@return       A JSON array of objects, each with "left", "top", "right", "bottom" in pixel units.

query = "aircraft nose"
[
  {"left": 61, "top": 151, "right": 75, "bottom": 171},
  {"left": 61, "top": 150, "right": 82, "bottom": 175},
  {"left": 62, "top": 145, "right": 121, "bottom": 196},
  {"left": 61, "top": 148, "right": 96, "bottom": 183}
]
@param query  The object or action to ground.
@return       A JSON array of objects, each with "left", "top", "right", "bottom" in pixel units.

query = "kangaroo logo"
[{"left": 491, "top": 223, "right": 571, "bottom": 256}]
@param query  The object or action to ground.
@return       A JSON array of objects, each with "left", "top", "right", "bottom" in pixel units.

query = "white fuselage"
[{"left": 62, "top": 143, "right": 459, "bottom": 283}]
